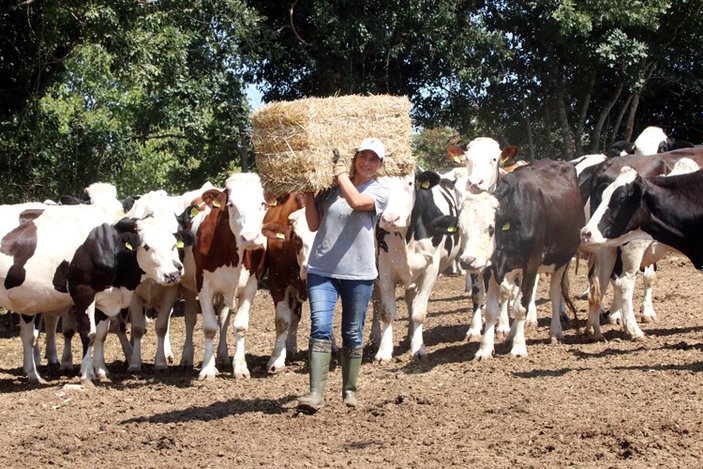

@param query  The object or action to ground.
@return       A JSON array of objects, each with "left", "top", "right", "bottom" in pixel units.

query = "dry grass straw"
[{"left": 252, "top": 94, "right": 415, "bottom": 195}]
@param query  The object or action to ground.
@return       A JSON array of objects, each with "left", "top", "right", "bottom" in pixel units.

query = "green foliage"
[
  {"left": 0, "top": 0, "right": 262, "bottom": 203},
  {"left": 413, "top": 127, "right": 464, "bottom": 170}
]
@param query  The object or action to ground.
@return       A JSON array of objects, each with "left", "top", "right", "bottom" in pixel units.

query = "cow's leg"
[
  {"left": 216, "top": 298, "right": 232, "bottom": 368},
  {"left": 287, "top": 299, "right": 302, "bottom": 359},
  {"left": 497, "top": 275, "right": 516, "bottom": 339},
  {"left": 127, "top": 301, "right": 147, "bottom": 372},
  {"left": 548, "top": 265, "right": 568, "bottom": 344},
  {"left": 76, "top": 298, "right": 98, "bottom": 384},
  {"left": 369, "top": 282, "right": 382, "bottom": 347},
  {"left": 641, "top": 264, "right": 657, "bottom": 323},
  {"left": 198, "top": 286, "right": 220, "bottom": 380},
  {"left": 374, "top": 276, "right": 398, "bottom": 363},
  {"left": 20, "top": 315, "right": 45, "bottom": 384},
  {"left": 180, "top": 290, "right": 198, "bottom": 370},
  {"left": 60, "top": 310, "right": 76, "bottom": 372},
  {"left": 231, "top": 276, "right": 257, "bottom": 379},
  {"left": 525, "top": 274, "right": 540, "bottom": 328},
  {"left": 107, "top": 309, "right": 133, "bottom": 366},
  {"left": 466, "top": 272, "right": 484, "bottom": 341},
  {"left": 409, "top": 262, "right": 441, "bottom": 360},
  {"left": 92, "top": 311, "right": 112, "bottom": 380},
  {"left": 614, "top": 242, "right": 647, "bottom": 340},
  {"left": 153, "top": 287, "right": 178, "bottom": 371},
  {"left": 43, "top": 313, "right": 60, "bottom": 367},
  {"left": 585, "top": 247, "right": 615, "bottom": 341},
  {"left": 268, "top": 298, "right": 293, "bottom": 373},
  {"left": 475, "top": 272, "right": 500, "bottom": 361},
  {"left": 510, "top": 268, "right": 539, "bottom": 357}
]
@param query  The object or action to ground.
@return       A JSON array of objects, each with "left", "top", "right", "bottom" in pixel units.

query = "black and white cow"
[
  {"left": 581, "top": 165, "right": 703, "bottom": 274},
  {"left": 0, "top": 204, "right": 188, "bottom": 384},
  {"left": 581, "top": 147, "right": 703, "bottom": 340},
  {"left": 371, "top": 170, "right": 460, "bottom": 361},
  {"left": 458, "top": 159, "right": 584, "bottom": 359}
]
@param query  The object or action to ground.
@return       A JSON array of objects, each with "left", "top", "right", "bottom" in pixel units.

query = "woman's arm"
[
  {"left": 304, "top": 192, "right": 321, "bottom": 232},
  {"left": 336, "top": 174, "right": 375, "bottom": 211}
]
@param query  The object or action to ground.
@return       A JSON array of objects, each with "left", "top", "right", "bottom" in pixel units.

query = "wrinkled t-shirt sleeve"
[{"left": 365, "top": 180, "right": 389, "bottom": 216}]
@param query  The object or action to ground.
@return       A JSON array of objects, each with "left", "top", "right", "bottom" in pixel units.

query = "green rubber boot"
[
  {"left": 341, "top": 346, "right": 363, "bottom": 407},
  {"left": 297, "top": 339, "right": 332, "bottom": 414}
]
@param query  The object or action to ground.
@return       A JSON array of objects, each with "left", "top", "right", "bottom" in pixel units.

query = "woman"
[{"left": 297, "top": 137, "right": 389, "bottom": 413}]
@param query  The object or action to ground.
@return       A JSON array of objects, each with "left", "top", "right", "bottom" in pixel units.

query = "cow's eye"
[
  {"left": 488, "top": 225, "right": 495, "bottom": 237},
  {"left": 143, "top": 244, "right": 151, "bottom": 251}
]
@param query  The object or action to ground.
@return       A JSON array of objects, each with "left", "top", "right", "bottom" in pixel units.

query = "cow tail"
[
  {"left": 560, "top": 263, "right": 578, "bottom": 327},
  {"left": 587, "top": 256, "right": 601, "bottom": 324}
]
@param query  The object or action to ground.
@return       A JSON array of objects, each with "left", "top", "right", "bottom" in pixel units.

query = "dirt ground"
[{"left": 0, "top": 254, "right": 701, "bottom": 468}]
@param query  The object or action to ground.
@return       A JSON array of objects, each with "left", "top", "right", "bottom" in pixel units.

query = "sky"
[{"left": 246, "top": 83, "right": 264, "bottom": 110}]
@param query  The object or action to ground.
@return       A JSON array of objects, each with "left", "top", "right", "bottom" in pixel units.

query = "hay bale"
[{"left": 252, "top": 94, "right": 415, "bottom": 195}]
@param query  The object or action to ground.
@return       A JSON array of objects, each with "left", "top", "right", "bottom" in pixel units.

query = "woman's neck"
[{"left": 352, "top": 174, "right": 373, "bottom": 186}]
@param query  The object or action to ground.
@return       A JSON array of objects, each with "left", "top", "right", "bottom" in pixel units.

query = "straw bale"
[{"left": 251, "top": 94, "right": 415, "bottom": 195}]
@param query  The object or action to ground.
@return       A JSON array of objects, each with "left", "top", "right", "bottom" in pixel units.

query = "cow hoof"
[
  {"left": 473, "top": 350, "right": 494, "bottom": 361},
  {"left": 80, "top": 378, "right": 96, "bottom": 388},
  {"left": 127, "top": 365, "right": 142, "bottom": 373},
  {"left": 641, "top": 315, "right": 656, "bottom": 324},
  {"left": 584, "top": 331, "right": 605, "bottom": 343},
  {"left": 233, "top": 368, "right": 251, "bottom": 379},
  {"left": 167, "top": 355, "right": 174, "bottom": 364},
  {"left": 153, "top": 365, "right": 168, "bottom": 374},
  {"left": 466, "top": 332, "right": 482, "bottom": 343},
  {"left": 266, "top": 360, "right": 285, "bottom": 374},
  {"left": 631, "top": 334, "right": 647, "bottom": 343},
  {"left": 510, "top": 348, "right": 527, "bottom": 358},
  {"left": 550, "top": 336, "right": 563, "bottom": 345},
  {"left": 27, "top": 375, "right": 48, "bottom": 385},
  {"left": 198, "top": 371, "right": 217, "bottom": 381}
]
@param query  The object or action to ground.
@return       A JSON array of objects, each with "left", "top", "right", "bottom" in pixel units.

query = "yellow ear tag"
[
  {"left": 501, "top": 222, "right": 511, "bottom": 231},
  {"left": 125, "top": 242, "right": 134, "bottom": 251},
  {"left": 190, "top": 207, "right": 200, "bottom": 217},
  {"left": 213, "top": 200, "right": 221, "bottom": 208},
  {"left": 446, "top": 226, "right": 457, "bottom": 233},
  {"left": 176, "top": 240, "right": 185, "bottom": 249},
  {"left": 275, "top": 232, "right": 286, "bottom": 240},
  {"left": 269, "top": 200, "right": 278, "bottom": 207},
  {"left": 421, "top": 180, "right": 430, "bottom": 189}
]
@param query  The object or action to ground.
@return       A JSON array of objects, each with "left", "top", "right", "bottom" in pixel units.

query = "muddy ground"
[{"left": 0, "top": 254, "right": 701, "bottom": 468}]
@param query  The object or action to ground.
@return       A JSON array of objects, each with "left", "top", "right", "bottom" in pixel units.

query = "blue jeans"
[{"left": 307, "top": 273, "right": 375, "bottom": 349}]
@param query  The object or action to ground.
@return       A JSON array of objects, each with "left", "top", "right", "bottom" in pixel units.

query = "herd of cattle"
[{"left": 1, "top": 125, "right": 701, "bottom": 386}]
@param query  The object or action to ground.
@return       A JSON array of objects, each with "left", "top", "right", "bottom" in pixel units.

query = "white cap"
[{"left": 357, "top": 137, "right": 385, "bottom": 161}]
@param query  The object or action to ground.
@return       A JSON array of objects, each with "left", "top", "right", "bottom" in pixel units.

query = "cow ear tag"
[
  {"left": 125, "top": 242, "right": 134, "bottom": 251},
  {"left": 213, "top": 200, "right": 221, "bottom": 208},
  {"left": 190, "top": 207, "right": 200, "bottom": 217},
  {"left": 446, "top": 226, "right": 457, "bottom": 233},
  {"left": 275, "top": 232, "right": 286, "bottom": 240},
  {"left": 421, "top": 180, "right": 431, "bottom": 189},
  {"left": 269, "top": 199, "right": 278, "bottom": 207},
  {"left": 501, "top": 222, "right": 511, "bottom": 231},
  {"left": 176, "top": 240, "right": 185, "bottom": 249}
]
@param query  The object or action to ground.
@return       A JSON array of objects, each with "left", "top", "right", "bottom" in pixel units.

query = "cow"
[
  {"left": 123, "top": 183, "right": 214, "bottom": 371},
  {"left": 192, "top": 173, "right": 268, "bottom": 380},
  {"left": 260, "top": 192, "right": 315, "bottom": 373},
  {"left": 607, "top": 126, "right": 695, "bottom": 158},
  {"left": 458, "top": 159, "right": 584, "bottom": 359},
  {"left": 371, "top": 170, "right": 460, "bottom": 362},
  {"left": 580, "top": 165, "right": 703, "bottom": 334},
  {"left": 580, "top": 147, "right": 703, "bottom": 340},
  {"left": 0, "top": 204, "right": 188, "bottom": 384}
]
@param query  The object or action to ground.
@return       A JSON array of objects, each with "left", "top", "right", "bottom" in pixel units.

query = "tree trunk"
[
  {"left": 609, "top": 93, "right": 634, "bottom": 146},
  {"left": 589, "top": 79, "right": 624, "bottom": 153},
  {"left": 521, "top": 98, "right": 535, "bottom": 162},
  {"left": 624, "top": 62, "right": 658, "bottom": 141},
  {"left": 575, "top": 72, "right": 595, "bottom": 156},
  {"left": 555, "top": 77, "right": 575, "bottom": 159}
]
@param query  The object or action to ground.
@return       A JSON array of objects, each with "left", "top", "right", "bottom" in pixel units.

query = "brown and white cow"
[
  {"left": 260, "top": 192, "right": 315, "bottom": 373},
  {"left": 192, "top": 173, "right": 268, "bottom": 380},
  {"left": 458, "top": 159, "right": 584, "bottom": 359}
]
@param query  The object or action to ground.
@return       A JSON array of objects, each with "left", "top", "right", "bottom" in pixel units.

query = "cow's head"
[
  {"left": 378, "top": 173, "right": 417, "bottom": 231},
  {"left": 580, "top": 167, "right": 649, "bottom": 247},
  {"left": 457, "top": 192, "right": 499, "bottom": 271},
  {"left": 464, "top": 137, "right": 517, "bottom": 194},
  {"left": 116, "top": 217, "right": 184, "bottom": 285},
  {"left": 633, "top": 126, "right": 668, "bottom": 155},
  {"left": 224, "top": 173, "right": 268, "bottom": 249}
]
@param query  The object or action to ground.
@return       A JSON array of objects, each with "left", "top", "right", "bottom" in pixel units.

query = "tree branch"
[{"left": 289, "top": 1, "right": 311, "bottom": 46}]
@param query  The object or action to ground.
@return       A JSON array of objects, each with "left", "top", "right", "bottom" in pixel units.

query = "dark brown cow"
[{"left": 260, "top": 192, "right": 315, "bottom": 372}]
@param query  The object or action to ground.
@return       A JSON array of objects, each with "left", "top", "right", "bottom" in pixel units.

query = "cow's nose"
[
  {"left": 580, "top": 229, "right": 592, "bottom": 243},
  {"left": 173, "top": 260, "right": 183, "bottom": 273},
  {"left": 382, "top": 214, "right": 399, "bottom": 224},
  {"left": 164, "top": 271, "right": 182, "bottom": 284}
]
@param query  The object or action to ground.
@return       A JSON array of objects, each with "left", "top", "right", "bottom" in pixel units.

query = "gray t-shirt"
[{"left": 307, "top": 179, "right": 389, "bottom": 280}]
